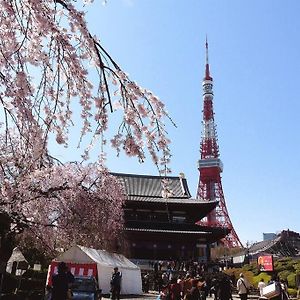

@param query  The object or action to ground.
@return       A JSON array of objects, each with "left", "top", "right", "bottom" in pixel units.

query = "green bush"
[
  {"left": 253, "top": 273, "right": 272, "bottom": 287},
  {"left": 287, "top": 273, "right": 296, "bottom": 288},
  {"left": 223, "top": 257, "right": 300, "bottom": 291},
  {"left": 287, "top": 288, "right": 297, "bottom": 297},
  {"left": 223, "top": 268, "right": 254, "bottom": 285},
  {"left": 275, "top": 258, "right": 295, "bottom": 272},
  {"left": 279, "top": 270, "right": 291, "bottom": 281}
]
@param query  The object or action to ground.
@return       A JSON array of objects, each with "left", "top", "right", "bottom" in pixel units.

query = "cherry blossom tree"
[
  {"left": 0, "top": 0, "right": 172, "bottom": 171},
  {"left": 0, "top": 0, "right": 173, "bottom": 271},
  {"left": 0, "top": 131, "right": 125, "bottom": 270}
]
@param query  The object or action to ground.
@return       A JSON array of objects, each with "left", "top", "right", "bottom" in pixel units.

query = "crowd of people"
[
  {"left": 142, "top": 269, "right": 291, "bottom": 300},
  {"left": 148, "top": 259, "right": 209, "bottom": 274},
  {"left": 143, "top": 270, "right": 236, "bottom": 300},
  {"left": 47, "top": 260, "right": 291, "bottom": 300}
]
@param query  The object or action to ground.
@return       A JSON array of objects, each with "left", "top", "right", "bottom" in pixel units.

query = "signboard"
[
  {"left": 258, "top": 255, "right": 274, "bottom": 272},
  {"left": 233, "top": 255, "right": 245, "bottom": 264}
]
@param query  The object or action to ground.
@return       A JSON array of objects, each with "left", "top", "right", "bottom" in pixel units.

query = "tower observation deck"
[{"left": 196, "top": 40, "right": 243, "bottom": 248}]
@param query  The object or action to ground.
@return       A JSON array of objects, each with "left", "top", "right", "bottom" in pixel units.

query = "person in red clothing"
[
  {"left": 182, "top": 274, "right": 193, "bottom": 299},
  {"left": 187, "top": 279, "right": 201, "bottom": 300},
  {"left": 169, "top": 277, "right": 181, "bottom": 300}
]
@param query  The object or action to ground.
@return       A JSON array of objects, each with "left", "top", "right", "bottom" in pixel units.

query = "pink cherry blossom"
[
  {"left": 0, "top": 0, "right": 174, "bottom": 264},
  {"left": 0, "top": 0, "right": 173, "bottom": 175},
  {"left": 0, "top": 131, "right": 125, "bottom": 258}
]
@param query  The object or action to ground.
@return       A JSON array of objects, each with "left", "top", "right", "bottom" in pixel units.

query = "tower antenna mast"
[{"left": 196, "top": 39, "right": 242, "bottom": 248}]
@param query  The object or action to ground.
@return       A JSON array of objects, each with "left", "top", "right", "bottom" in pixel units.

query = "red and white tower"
[{"left": 196, "top": 39, "right": 243, "bottom": 248}]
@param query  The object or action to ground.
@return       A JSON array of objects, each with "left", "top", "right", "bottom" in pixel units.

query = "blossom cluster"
[
  {"left": 0, "top": 0, "right": 174, "bottom": 256},
  {"left": 0, "top": 0, "right": 172, "bottom": 174},
  {"left": 0, "top": 132, "right": 125, "bottom": 254}
]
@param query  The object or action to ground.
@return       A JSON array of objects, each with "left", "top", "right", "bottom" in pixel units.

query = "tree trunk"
[{"left": 0, "top": 212, "right": 15, "bottom": 273}]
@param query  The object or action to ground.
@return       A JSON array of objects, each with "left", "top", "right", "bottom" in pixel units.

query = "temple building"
[
  {"left": 231, "top": 230, "right": 300, "bottom": 266},
  {"left": 248, "top": 230, "right": 300, "bottom": 258},
  {"left": 112, "top": 172, "right": 229, "bottom": 261}
]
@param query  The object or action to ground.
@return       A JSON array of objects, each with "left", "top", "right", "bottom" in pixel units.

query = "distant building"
[
  {"left": 263, "top": 233, "right": 276, "bottom": 241},
  {"left": 250, "top": 230, "right": 300, "bottom": 257},
  {"left": 232, "top": 229, "right": 300, "bottom": 265}
]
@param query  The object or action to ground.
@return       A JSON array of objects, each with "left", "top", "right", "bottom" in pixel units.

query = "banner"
[
  {"left": 46, "top": 262, "right": 97, "bottom": 286},
  {"left": 258, "top": 255, "right": 273, "bottom": 272}
]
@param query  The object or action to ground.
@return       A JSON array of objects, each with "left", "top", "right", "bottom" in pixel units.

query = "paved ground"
[
  {"left": 102, "top": 293, "right": 248, "bottom": 300},
  {"left": 101, "top": 293, "right": 158, "bottom": 299},
  {"left": 101, "top": 294, "right": 260, "bottom": 300}
]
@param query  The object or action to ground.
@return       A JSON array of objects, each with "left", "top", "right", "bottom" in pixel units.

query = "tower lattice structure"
[{"left": 196, "top": 40, "right": 243, "bottom": 248}]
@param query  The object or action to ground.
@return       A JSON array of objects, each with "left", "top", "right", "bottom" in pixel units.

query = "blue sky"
[{"left": 51, "top": 0, "right": 300, "bottom": 245}]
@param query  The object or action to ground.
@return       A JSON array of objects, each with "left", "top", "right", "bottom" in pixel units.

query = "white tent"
[
  {"left": 53, "top": 245, "right": 142, "bottom": 295},
  {"left": 6, "top": 247, "right": 28, "bottom": 275}
]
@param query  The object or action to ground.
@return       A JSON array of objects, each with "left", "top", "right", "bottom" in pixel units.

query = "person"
[
  {"left": 45, "top": 285, "right": 52, "bottom": 300},
  {"left": 182, "top": 274, "right": 193, "bottom": 299},
  {"left": 155, "top": 272, "right": 163, "bottom": 293},
  {"left": 236, "top": 273, "right": 250, "bottom": 300},
  {"left": 51, "top": 262, "right": 74, "bottom": 300},
  {"left": 162, "top": 272, "right": 169, "bottom": 286},
  {"left": 177, "top": 275, "right": 184, "bottom": 299},
  {"left": 197, "top": 277, "right": 207, "bottom": 300},
  {"left": 157, "top": 284, "right": 170, "bottom": 300},
  {"left": 267, "top": 275, "right": 282, "bottom": 300},
  {"left": 210, "top": 277, "right": 219, "bottom": 300},
  {"left": 169, "top": 277, "right": 181, "bottom": 300},
  {"left": 258, "top": 278, "right": 266, "bottom": 297},
  {"left": 280, "top": 279, "right": 289, "bottom": 300},
  {"left": 110, "top": 267, "right": 122, "bottom": 300},
  {"left": 188, "top": 279, "right": 201, "bottom": 300},
  {"left": 218, "top": 275, "right": 232, "bottom": 300},
  {"left": 143, "top": 272, "right": 150, "bottom": 293}
]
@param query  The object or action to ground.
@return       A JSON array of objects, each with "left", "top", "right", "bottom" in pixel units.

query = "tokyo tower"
[{"left": 196, "top": 39, "right": 243, "bottom": 248}]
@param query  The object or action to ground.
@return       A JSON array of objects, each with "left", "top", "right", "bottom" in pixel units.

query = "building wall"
[
  {"left": 263, "top": 233, "right": 276, "bottom": 241},
  {"left": 127, "top": 239, "right": 201, "bottom": 260}
]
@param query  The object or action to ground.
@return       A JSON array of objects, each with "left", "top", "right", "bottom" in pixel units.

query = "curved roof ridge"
[{"left": 111, "top": 172, "right": 192, "bottom": 199}]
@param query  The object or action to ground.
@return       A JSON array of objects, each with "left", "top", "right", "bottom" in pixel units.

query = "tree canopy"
[
  {"left": 0, "top": 0, "right": 172, "bottom": 170},
  {"left": 0, "top": 0, "right": 172, "bottom": 262}
]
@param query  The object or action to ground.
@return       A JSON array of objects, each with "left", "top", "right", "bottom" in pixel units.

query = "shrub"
[
  {"left": 275, "top": 258, "right": 294, "bottom": 272},
  {"left": 253, "top": 273, "right": 272, "bottom": 287},
  {"left": 223, "top": 268, "right": 254, "bottom": 285},
  {"left": 287, "top": 288, "right": 297, "bottom": 297},
  {"left": 287, "top": 273, "right": 296, "bottom": 288},
  {"left": 279, "top": 270, "right": 291, "bottom": 281}
]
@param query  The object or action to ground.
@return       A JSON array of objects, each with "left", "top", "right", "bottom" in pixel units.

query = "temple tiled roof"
[
  {"left": 111, "top": 172, "right": 192, "bottom": 200},
  {"left": 248, "top": 232, "right": 300, "bottom": 257},
  {"left": 232, "top": 230, "right": 300, "bottom": 261}
]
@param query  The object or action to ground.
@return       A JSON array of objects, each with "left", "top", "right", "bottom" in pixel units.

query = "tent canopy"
[
  {"left": 51, "top": 245, "right": 142, "bottom": 295},
  {"left": 55, "top": 245, "right": 139, "bottom": 270},
  {"left": 6, "top": 247, "right": 28, "bottom": 274}
]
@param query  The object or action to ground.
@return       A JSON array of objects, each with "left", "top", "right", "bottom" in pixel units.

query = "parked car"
[{"left": 71, "top": 275, "right": 102, "bottom": 300}]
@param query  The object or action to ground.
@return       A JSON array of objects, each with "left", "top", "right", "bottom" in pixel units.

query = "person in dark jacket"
[
  {"left": 218, "top": 275, "right": 232, "bottom": 300},
  {"left": 51, "top": 262, "right": 74, "bottom": 300},
  {"left": 111, "top": 267, "right": 122, "bottom": 300}
]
